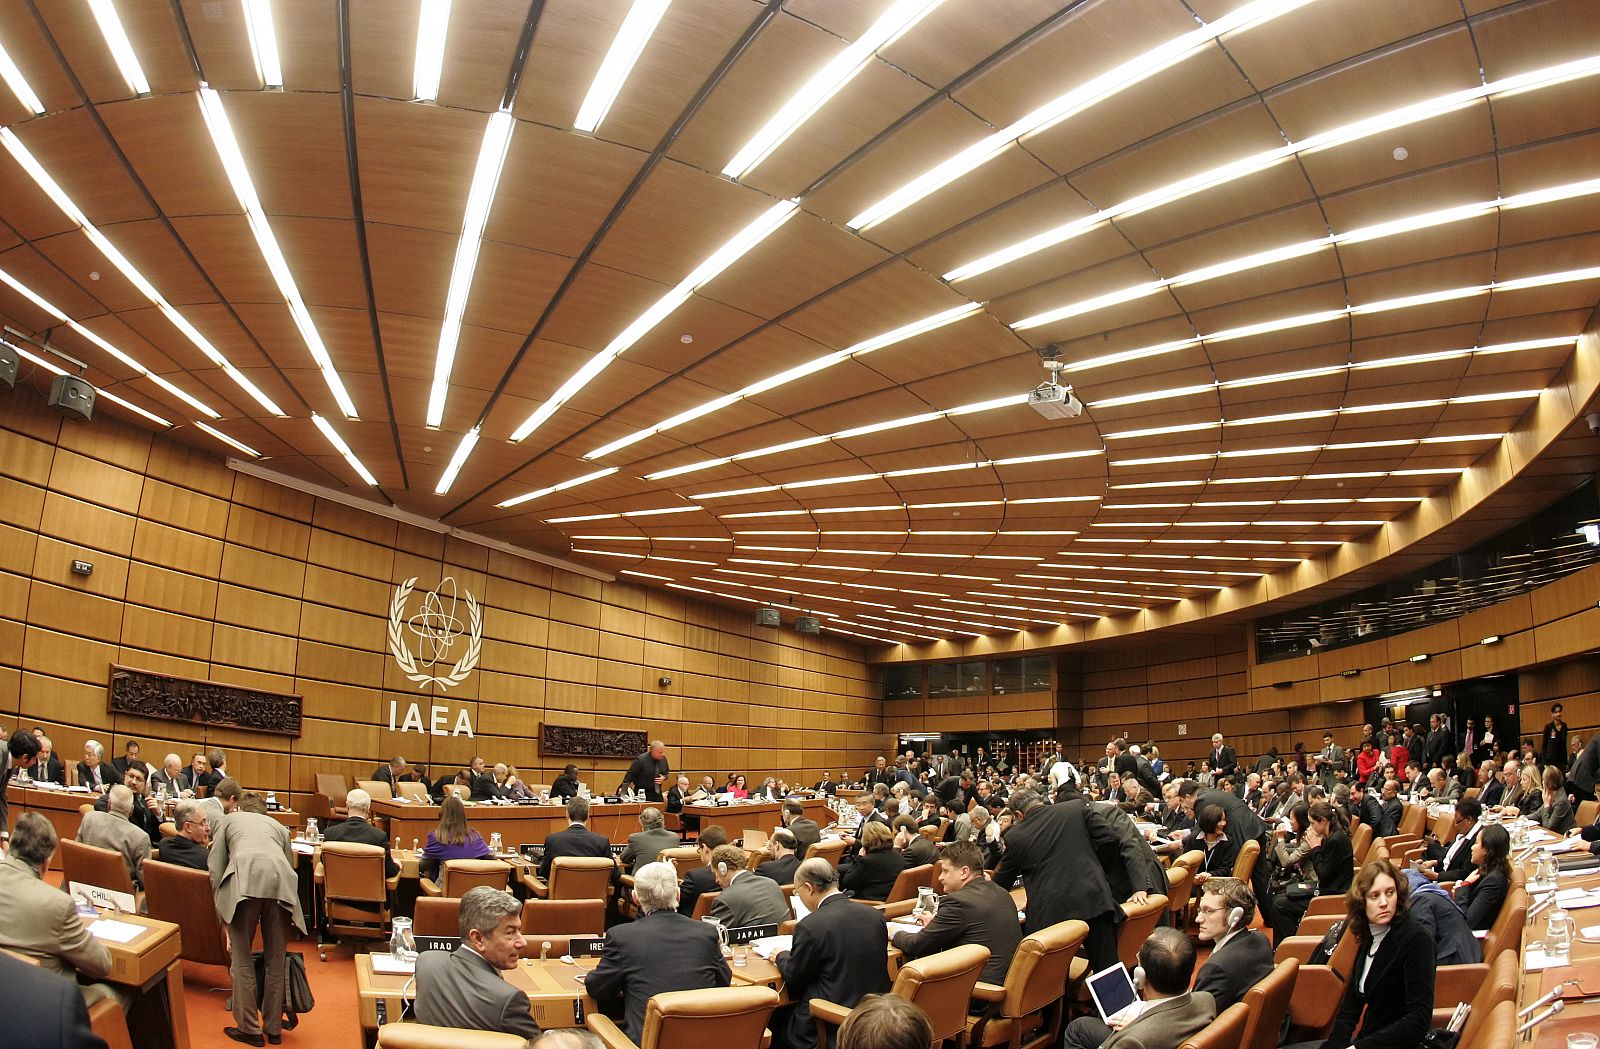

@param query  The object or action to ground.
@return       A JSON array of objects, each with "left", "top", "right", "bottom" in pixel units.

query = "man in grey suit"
[
  {"left": 77, "top": 785, "right": 152, "bottom": 889},
  {"left": 708, "top": 845, "right": 789, "bottom": 929},
  {"left": 415, "top": 886, "right": 541, "bottom": 1040},
  {"left": 620, "top": 807, "right": 679, "bottom": 875},
  {"left": 1064, "top": 928, "right": 1216, "bottom": 1049},
  {"left": 0, "top": 814, "right": 117, "bottom": 1007},
  {"left": 210, "top": 794, "right": 306, "bottom": 1046},
  {"left": 781, "top": 799, "right": 820, "bottom": 860}
]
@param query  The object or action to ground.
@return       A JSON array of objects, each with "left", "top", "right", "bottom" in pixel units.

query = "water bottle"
[
  {"left": 1546, "top": 905, "right": 1573, "bottom": 965},
  {"left": 306, "top": 817, "right": 319, "bottom": 842},
  {"left": 391, "top": 916, "right": 416, "bottom": 963},
  {"left": 490, "top": 832, "right": 503, "bottom": 854}
]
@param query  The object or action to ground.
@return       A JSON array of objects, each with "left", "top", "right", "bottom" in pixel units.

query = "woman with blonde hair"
[{"left": 417, "top": 795, "right": 491, "bottom": 880}]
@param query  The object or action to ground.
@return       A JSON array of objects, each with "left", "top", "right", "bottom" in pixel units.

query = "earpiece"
[
  {"left": 1131, "top": 965, "right": 1146, "bottom": 992},
  {"left": 1228, "top": 906, "right": 1245, "bottom": 930},
  {"left": 717, "top": 861, "right": 728, "bottom": 877}
]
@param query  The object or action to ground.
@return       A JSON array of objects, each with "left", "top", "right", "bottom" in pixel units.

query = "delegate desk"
[
  {"left": 372, "top": 797, "right": 831, "bottom": 847},
  {"left": 1517, "top": 850, "right": 1600, "bottom": 1048},
  {"left": 88, "top": 909, "right": 190, "bottom": 1049}
]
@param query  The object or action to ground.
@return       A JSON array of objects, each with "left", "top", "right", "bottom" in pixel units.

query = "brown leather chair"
[
  {"left": 421, "top": 858, "right": 509, "bottom": 898},
  {"left": 1460, "top": 999, "right": 1514, "bottom": 1049},
  {"left": 356, "top": 779, "right": 394, "bottom": 801},
  {"left": 1115, "top": 893, "right": 1167, "bottom": 970},
  {"left": 316, "top": 841, "right": 400, "bottom": 960},
  {"left": 1444, "top": 949, "right": 1516, "bottom": 1045},
  {"left": 1397, "top": 804, "right": 1427, "bottom": 838},
  {"left": 315, "top": 773, "right": 349, "bottom": 817},
  {"left": 143, "top": 859, "right": 230, "bottom": 967},
  {"left": 1238, "top": 957, "right": 1298, "bottom": 1049},
  {"left": 1349, "top": 822, "right": 1374, "bottom": 866},
  {"left": 523, "top": 856, "right": 615, "bottom": 901},
  {"left": 377, "top": 1022, "right": 529, "bottom": 1049},
  {"left": 441, "top": 784, "right": 471, "bottom": 800},
  {"left": 1163, "top": 863, "right": 1193, "bottom": 926},
  {"left": 1479, "top": 885, "right": 1527, "bottom": 961},
  {"left": 413, "top": 897, "right": 461, "bottom": 937},
  {"left": 690, "top": 890, "right": 721, "bottom": 921},
  {"left": 814, "top": 944, "right": 990, "bottom": 1049},
  {"left": 522, "top": 898, "right": 605, "bottom": 936},
  {"left": 807, "top": 838, "right": 848, "bottom": 868},
  {"left": 870, "top": 863, "right": 934, "bottom": 911},
  {"left": 968, "top": 919, "right": 1088, "bottom": 1049},
  {"left": 587, "top": 985, "right": 780, "bottom": 1049},
  {"left": 1230, "top": 839, "right": 1261, "bottom": 887},
  {"left": 1280, "top": 922, "right": 1358, "bottom": 1042},
  {"left": 660, "top": 846, "right": 702, "bottom": 879},
  {"left": 87, "top": 997, "right": 135, "bottom": 1049},
  {"left": 1175, "top": 1002, "right": 1250, "bottom": 1049},
  {"left": 60, "top": 838, "right": 137, "bottom": 897},
  {"left": 1577, "top": 799, "right": 1599, "bottom": 829},
  {"left": 397, "top": 781, "right": 432, "bottom": 801}
]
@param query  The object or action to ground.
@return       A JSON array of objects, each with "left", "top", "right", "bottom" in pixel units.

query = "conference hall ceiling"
[{"left": 2, "top": 0, "right": 1599, "bottom": 649}]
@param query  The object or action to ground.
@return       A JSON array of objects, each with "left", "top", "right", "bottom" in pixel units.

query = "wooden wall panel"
[{"left": 0, "top": 397, "right": 887, "bottom": 810}]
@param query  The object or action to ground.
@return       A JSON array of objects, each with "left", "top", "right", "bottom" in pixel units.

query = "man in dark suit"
[
  {"left": 677, "top": 825, "right": 728, "bottom": 916},
  {"left": 0, "top": 950, "right": 107, "bottom": 1049},
  {"left": 1570, "top": 732, "right": 1600, "bottom": 804},
  {"left": 550, "top": 764, "right": 583, "bottom": 800},
  {"left": 993, "top": 788, "right": 1148, "bottom": 973},
  {"left": 320, "top": 788, "right": 399, "bottom": 877},
  {"left": 536, "top": 796, "right": 616, "bottom": 882},
  {"left": 865, "top": 756, "right": 896, "bottom": 791},
  {"left": 665, "top": 775, "right": 690, "bottom": 815},
  {"left": 1377, "top": 780, "right": 1404, "bottom": 836},
  {"left": 1192, "top": 879, "right": 1274, "bottom": 1011},
  {"left": 109, "top": 740, "right": 149, "bottom": 783},
  {"left": 1208, "top": 734, "right": 1238, "bottom": 779},
  {"left": 467, "top": 756, "right": 500, "bottom": 801},
  {"left": 619, "top": 741, "right": 669, "bottom": 802},
  {"left": 75, "top": 740, "right": 110, "bottom": 793},
  {"left": 771, "top": 858, "right": 891, "bottom": 1049},
  {"left": 156, "top": 798, "right": 212, "bottom": 870},
  {"left": 813, "top": 772, "right": 838, "bottom": 795},
  {"left": 587, "top": 861, "right": 730, "bottom": 1043},
  {"left": 891, "top": 840, "right": 1020, "bottom": 984},
  {"left": 92, "top": 765, "right": 163, "bottom": 847},
  {"left": 371, "top": 756, "right": 417, "bottom": 788},
  {"left": 619, "top": 807, "right": 679, "bottom": 874},
  {"left": 1090, "top": 798, "right": 1168, "bottom": 903},
  {"left": 782, "top": 799, "right": 821, "bottom": 860},
  {"left": 1419, "top": 798, "right": 1481, "bottom": 882},
  {"left": 756, "top": 829, "right": 801, "bottom": 884},
  {"left": 32, "top": 734, "right": 66, "bottom": 786},
  {"left": 415, "top": 886, "right": 541, "bottom": 1040},
  {"left": 1425, "top": 714, "right": 1454, "bottom": 768}
]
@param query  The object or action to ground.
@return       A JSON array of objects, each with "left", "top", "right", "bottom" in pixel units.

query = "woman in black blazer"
[
  {"left": 1322, "top": 858, "right": 1437, "bottom": 1049},
  {"left": 1454, "top": 823, "right": 1511, "bottom": 930},
  {"left": 1270, "top": 801, "right": 1353, "bottom": 942},
  {"left": 841, "top": 822, "right": 907, "bottom": 902},
  {"left": 1524, "top": 766, "right": 1576, "bottom": 833}
]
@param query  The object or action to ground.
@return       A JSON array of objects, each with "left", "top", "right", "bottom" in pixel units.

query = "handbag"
[
  {"left": 1418, "top": 1030, "right": 1461, "bottom": 1049},
  {"left": 1308, "top": 918, "right": 1345, "bottom": 965},
  {"left": 228, "top": 950, "right": 316, "bottom": 1028}
]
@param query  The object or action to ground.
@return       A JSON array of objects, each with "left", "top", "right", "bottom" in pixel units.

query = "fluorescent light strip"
[
  {"left": 645, "top": 393, "right": 1027, "bottom": 480},
  {"left": 0, "top": 265, "right": 220, "bottom": 418},
  {"left": 1101, "top": 390, "right": 1540, "bottom": 440},
  {"left": 0, "top": 38, "right": 44, "bottom": 114},
  {"left": 433, "top": 426, "right": 480, "bottom": 495},
  {"left": 497, "top": 466, "right": 619, "bottom": 509},
  {"left": 723, "top": 0, "right": 944, "bottom": 178},
  {"left": 586, "top": 301, "right": 981, "bottom": 460},
  {"left": 1011, "top": 178, "right": 1600, "bottom": 329},
  {"left": 1, "top": 336, "right": 171, "bottom": 427},
  {"left": 948, "top": 54, "right": 1600, "bottom": 281},
  {"left": 311, "top": 414, "right": 379, "bottom": 486},
  {"left": 242, "top": 0, "right": 283, "bottom": 88},
  {"left": 413, "top": 0, "right": 452, "bottom": 100},
  {"left": 1107, "top": 433, "right": 1501, "bottom": 468},
  {"left": 198, "top": 88, "right": 358, "bottom": 418},
  {"left": 427, "top": 109, "right": 515, "bottom": 430},
  {"left": 690, "top": 447, "right": 1102, "bottom": 500},
  {"left": 574, "top": 0, "right": 671, "bottom": 132},
  {"left": 850, "top": 0, "right": 1316, "bottom": 230},
  {"left": 0, "top": 129, "right": 285, "bottom": 416},
  {"left": 510, "top": 199, "right": 798, "bottom": 444},
  {"left": 547, "top": 505, "right": 704, "bottom": 524},
  {"left": 87, "top": 0, "right": 150, "bottom": 95},
  {"left": 193, "top": 420, "right": 261, "bottom": 458}
]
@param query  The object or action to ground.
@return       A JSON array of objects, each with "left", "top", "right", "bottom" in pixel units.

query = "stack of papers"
[
  {"left": 88, "top": 919, "right": 144, "bottom": 944},
  {"left": 370, "top": 953, "right": 416, "bottom": 974},
  {"left": 749, "top": 935, "right": 792, "bottom": 959}
]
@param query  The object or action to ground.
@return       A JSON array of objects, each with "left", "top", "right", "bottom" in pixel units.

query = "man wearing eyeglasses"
[{"left": 157, "top": 798, "right": 211, "bottom": 870}]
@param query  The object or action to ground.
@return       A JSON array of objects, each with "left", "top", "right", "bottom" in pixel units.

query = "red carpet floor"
[{"left": 179, "top": 941, "right": 363, "bottom": 1049}]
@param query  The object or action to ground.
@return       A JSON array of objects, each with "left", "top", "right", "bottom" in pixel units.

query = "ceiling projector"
[{"left": 1028, "top": 381, "right": 1083, "bottom": 419}]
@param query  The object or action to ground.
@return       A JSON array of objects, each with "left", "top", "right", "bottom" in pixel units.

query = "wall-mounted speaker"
[
  {"left": 0, "top": 341, "right": 18, "bottom": 388},
  {"left": 754, "top": 608, "right": 780, "bottom": 628},
  {"left": 795, "top": 616, "right": 821, "bottom": 635},
  {"left": 47, "top": 374, "right": 95, "bottom": 421}
]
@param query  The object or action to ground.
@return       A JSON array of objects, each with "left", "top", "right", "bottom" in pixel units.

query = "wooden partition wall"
[{"left": 0, "top": 396, "right": 888, "bottom": 811}]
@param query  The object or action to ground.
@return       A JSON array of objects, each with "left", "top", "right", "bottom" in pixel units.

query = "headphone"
[
  {"left": 1131, "top": 965, "right": 1146, "bottom": 991},
  {"left": 1228, "top": 906, "right": 1246, "bottom": 930},
  {"left": 716, "top": 860, "right": 729, "bottom": 878}
]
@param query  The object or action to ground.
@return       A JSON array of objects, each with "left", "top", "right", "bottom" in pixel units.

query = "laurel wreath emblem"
[{"left": 387, "top": 576, "right": 482, "bottom": 689}]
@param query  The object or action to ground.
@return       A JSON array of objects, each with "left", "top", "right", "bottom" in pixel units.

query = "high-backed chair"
[
  {"left": 587, "top": 985, "right": 780, "bottom": 1049},
  {"left": 377, "top": 1022, "right": 529, "bottom": 1049},
  {"left": 1478, "top": 886, "right": 1526, "bottom": 961},
  {"left": 1280, "top": 923, "right": 1358, "bottom": 1041},
  {"left": 813, "top": 944, "right": 990, "bottom": 1049},
  {"left": 807, "top": 838, "right": 848, "bottom": 869},
  {"left": 1175, "top": 1002, "right": 1249, "bottom": 1049},
  {"left": 522, "top": 856, "right": 615, "bottom": 901},
  {"left": 1349, "top": 822, "right": 1374, "bottom": 866},
  {"left": 1115, "top": 894, "right": 1167, "bottom": 970},
  {"left": 871, "top": 863, "right": 934, "bottom": 911},
  {"left": 413, "top": 897, "right": 462, "bottom": 937},
  {"left": 1163, "top": 864, "right": 1193, "bottom": 927},
  {"left": 421, "top": 858, "right": 510, "bottom": 898},
  {"left": 1238, "top": 958, "right": 1298, "bottom": 1049},
  {"left": 1230, "top": 839, "right": 1261, "bottom": 887},
  {"left": 522, "top": 898, "right": 605, "bottom": 936},
  {"left": 691, "top": 890, "right": 721, "bottom": 921},
  {"left": 60, "top": 838, "right": 136, "bottom": 897},
  {"left": 142, "top": 860, "right": 230, "bottom": 967},
  {"left": 660, "top": 846, "right": 702, "bottom": 879},
  {"left": 1444, "top": 949, "right": 1517, "bottom": 1044},
  {"left": 1398, "top": 804, "right": 1427, "bottom": 838},
  {"left": 397, "top": 781, "right": 432, "bottom": 802},
  {"left": 968, "top": 919, "right": 1088, "bottom": 1049},
  {"left": 1577, "top": 799, "right": 1599, "bottom": 829},
  {"left": 316, "top": 841, "right": 400, "bottom": 960},
  {"left": 87, "top": 997, "right": 135, "bottom": 1049},
  {"left": 315, "top": 773, "right": 349, "bottom": 816},
  {"left": 1460, "top": 999, "right": 1514, "bottom": 1049},
  {"left": 355, "top": 779, "right": 394, "bottom": 801},
  {"left": 441, "top": 783, "right": 470, "bottom": 800}
]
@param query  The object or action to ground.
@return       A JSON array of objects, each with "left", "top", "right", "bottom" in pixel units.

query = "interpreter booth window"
[
  {"left": 928, "top": 661, "right": 986, "bottom": 698},
  {"left": 882, "top": 665, "right": 924, "bottom": 700},
  {"left": 995, "top": 655, "right": 1052, "bottom": 694}
]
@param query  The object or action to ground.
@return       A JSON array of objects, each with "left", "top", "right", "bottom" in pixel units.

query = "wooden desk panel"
[
  {"left": 1518, "top": 849, "right": 1600, "bottom": 1048},
  {"left": 89, "top": 909, "right": 189, "bottom": 1049},
  {"left": 680, "top": 799, "right": 832, "bottom": 837},
  {"left": 6, "top": 783, "right": 97, "bottom": 868},
  {"left": 372, "top": 800, "right": 649, "bottom": 847}
]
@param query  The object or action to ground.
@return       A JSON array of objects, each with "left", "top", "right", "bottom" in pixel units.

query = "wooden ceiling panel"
[
  {"left": 274, "top": 0, "right": 344, "bottom": 93},
  {"left": 9, "top": 108, "right": 160, "bottom": 229},
  {"left": 0, "top": 4, "right": 79, "bottom": 120},
  {"left": 363, "top": 223, "right": 452, "bottom": 323},
  {"left": 173, "top": 0, "right": 267, "bottom": 93},
  {"left": 486, "top": 125, "right": 641, "bottom": 258},
  {"left": 871, "top": 0, "right": 1066, "bottom": 88},
  {"left": 39, "top": 1, "right": 192, "bottom": 101},
  {"left": 1299, "top": 106, "right": 1497, "bottom": 200},
  {"left": 347, "top": 0, "right": 419, "bottom": 100},
  {"left": 432, "top": 0, "right": 529, "bottom": 115},
  {"left": 221, "top": 93, "right": 354, "bottom": 221},
  {"left": 353, "top": 98, "right": 485, "bottom": 232},
  {"left": 1471, "top": 0, "right": 1600, "bottom": 81},
  {"left": 703, "top": 211, "right": 890, "bottom": 323},
  {"left": 457, "top": 240, "right": 569, "bottom": 336}
]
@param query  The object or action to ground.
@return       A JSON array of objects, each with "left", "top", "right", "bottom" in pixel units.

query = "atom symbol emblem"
[{"left": 387, "top": 576, "right": 482, "bottom": 690}]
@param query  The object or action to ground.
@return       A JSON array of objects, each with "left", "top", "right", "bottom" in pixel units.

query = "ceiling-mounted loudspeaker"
[
  {"left": 47, "top": 374, "right": 95, "bottom": 421},
  {"left": 0, "top": 340, "right": 18, "bottom": 388},
  {"left": 795, "top": 616, "right": 821, "bottom": 635},
  {"left": 754, "top": 608, "right": 780, "bottom": 628}
]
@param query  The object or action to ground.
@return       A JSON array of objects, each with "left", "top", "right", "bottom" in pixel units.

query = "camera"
[{"left": 1587, "top": 412, "right": 1600, "bottom": 435}]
